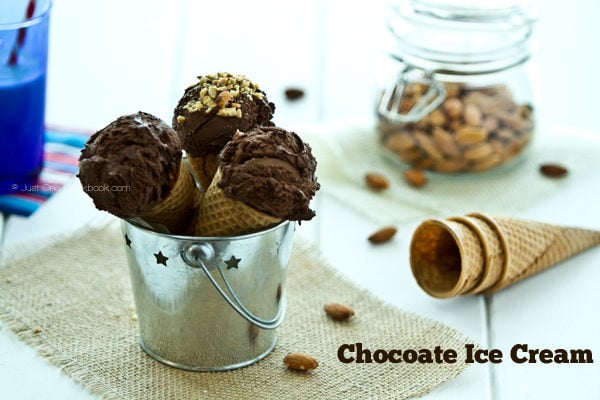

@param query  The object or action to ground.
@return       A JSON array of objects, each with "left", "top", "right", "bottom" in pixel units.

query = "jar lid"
[{"left": 386, "top": 0, "right": 539, "bottom": 74}]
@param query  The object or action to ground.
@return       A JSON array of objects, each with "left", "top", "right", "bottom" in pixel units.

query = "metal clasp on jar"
[{"left": 377, "top": 64, "right": 446, "bottom": 123}]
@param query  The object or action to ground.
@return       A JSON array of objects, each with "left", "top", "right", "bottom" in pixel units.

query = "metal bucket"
[{"left": 121, "top": 219, "right": 296, "bottom": 371}]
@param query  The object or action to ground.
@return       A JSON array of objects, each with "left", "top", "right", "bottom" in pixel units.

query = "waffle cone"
[
  {"left": 410, "top": 219, "right": 485, "bottom": 298},
  {"left": 140, "top": 160, "right": 198, "bottom": 234},
  {"left": 188, "top": 154, "right": 219, "bottom": 190},
  {"left": 195, "top": 168, "right": 281, "bottom": 237},
  {"left": 450, "top": 215, "right": 505, "bottom": 294},
  {"left": 473, "top": 214, "right": 600, "bottom": 293}
]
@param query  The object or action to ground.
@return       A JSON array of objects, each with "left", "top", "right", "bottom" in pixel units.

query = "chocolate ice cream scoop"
[
  {"left": 217, "top": 126, "right": 320, "bottom": 221},
  {"left": 78, "top": 111, "right": 182, "bottom": 219},
  {"left": 172, "top": 72, "right": 275, "bottom": 157}
]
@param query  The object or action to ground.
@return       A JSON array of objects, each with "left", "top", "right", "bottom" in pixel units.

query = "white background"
[{"left": 1, "top": 0, "right": 600, "bottom": 399}]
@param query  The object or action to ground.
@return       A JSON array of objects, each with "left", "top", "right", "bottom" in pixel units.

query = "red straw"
[{"left": 7, "top": 0, "right": 37, "bottom": 66}]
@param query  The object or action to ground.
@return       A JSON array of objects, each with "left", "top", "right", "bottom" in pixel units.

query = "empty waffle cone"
[
  {"left": 471, "top": 213, "right": 600, "bottom": 293},
  {"left": 450, "top": 215, "right": 505, "bottom": 294},
  {"left": 195, "top": 168, "right": 281, "bottom": 237},
  {"left": 410, "top": 219, "right": 485, "bottom": 298},
  {"left": 188, "top": 154, "right": 219, "bottom": 191},
  {"left": 140, "top": 160, "right": 198, "bottom": 234}
]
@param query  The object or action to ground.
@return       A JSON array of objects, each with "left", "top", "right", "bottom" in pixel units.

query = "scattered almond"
[
  {"left": 33, "top": 327, "right": 42, "bottom": 334},
  {"left": 324, "top": 302, "right": 355, "bottom": 321},
  {"left": 540, "top": 163, "right": 568, "bottom": 178},
  {"left": 365, "top": 172, "right": 390, "bottom": 191},
  {"left": 368, "top": 226, "right": 397, "bottom": 244},
  {"left": 284, "top": 352, "right": 318, "bottom": 372},
  {"left": 284, "top": 88, "right": 305, "bottom": 101},
  {"left": 403, "top": 168, "right": 427, "bottom": 188}
]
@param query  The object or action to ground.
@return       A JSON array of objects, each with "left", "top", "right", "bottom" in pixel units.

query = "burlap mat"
[
  {"left": 0, "top": 221, "right": 473, "bottom": 399},
  {"left": 302, "top": 122, "right": 600, "bottom": 224}
]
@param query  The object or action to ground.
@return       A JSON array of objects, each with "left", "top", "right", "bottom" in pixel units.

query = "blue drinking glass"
[{"left": 0, "top": 0, "right": 51, "bottom": 194}]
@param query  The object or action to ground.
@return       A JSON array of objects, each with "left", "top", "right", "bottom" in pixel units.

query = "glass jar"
[{"left": 376, "top": 0, "right": 538, "bottom": 173}]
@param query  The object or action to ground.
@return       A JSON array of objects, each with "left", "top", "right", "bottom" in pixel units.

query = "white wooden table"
[{"left": 2, "top": 1, "right": 600, "bottom": 398}]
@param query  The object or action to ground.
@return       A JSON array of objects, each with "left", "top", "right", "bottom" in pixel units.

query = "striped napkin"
[{"left": 0, "top": 128, "right": 90, "bottom": 216}]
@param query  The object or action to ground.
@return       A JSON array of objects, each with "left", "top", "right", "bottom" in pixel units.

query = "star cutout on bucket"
[
  {"left": 124, "top": 234, "right": 132, "bottom": 248},
  {"left": 154, "top": 251, "right": 168, "bottom": 266},
  {"left": 225, "top": 255, "right": 241, "bottom": 270}
]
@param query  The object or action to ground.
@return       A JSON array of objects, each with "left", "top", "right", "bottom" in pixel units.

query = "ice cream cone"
[
  {"left": 172, "top": 72, "right": 276, "bottom": 190},
  {"left": 188, "top": 153, "right": 219, "bottom": 191},
  {"left": 410, "top": 219, "right": 485, "bottom": 298},
  {"left": 140, "top": 160, "right": 199, "bottom": 234},
  {"left": 195, "top": 168, "right": 281, "bottom": 237},
  {"left": 78, "top": 112, "right": 201, "bottom": 235},
  {"left": 410, "top": 213, "right": 600, "bottom": 298},
  {"left": 450, "top": 215, "right": 505, "bottom": 294},
  {"left": 471, "top": 214, "right": 600, "bottom": 293}
]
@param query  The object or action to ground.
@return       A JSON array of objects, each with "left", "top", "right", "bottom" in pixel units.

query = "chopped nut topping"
[
  {"left": 208, "top": 86, "right": 217, "bottom": 98},
  {"left": 217, "top": 107, "right": 240, "bottom": 117},
  {"left": 216, "top": 91, "right": 233, "bottom": 108},
  {"left": 182, "top": 72, "right": 264, "bottom": 118}
]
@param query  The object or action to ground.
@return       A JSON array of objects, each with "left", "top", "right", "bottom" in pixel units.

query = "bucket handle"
[{"left": 181, "top": 243, "right": 285, "bottom": 330}]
